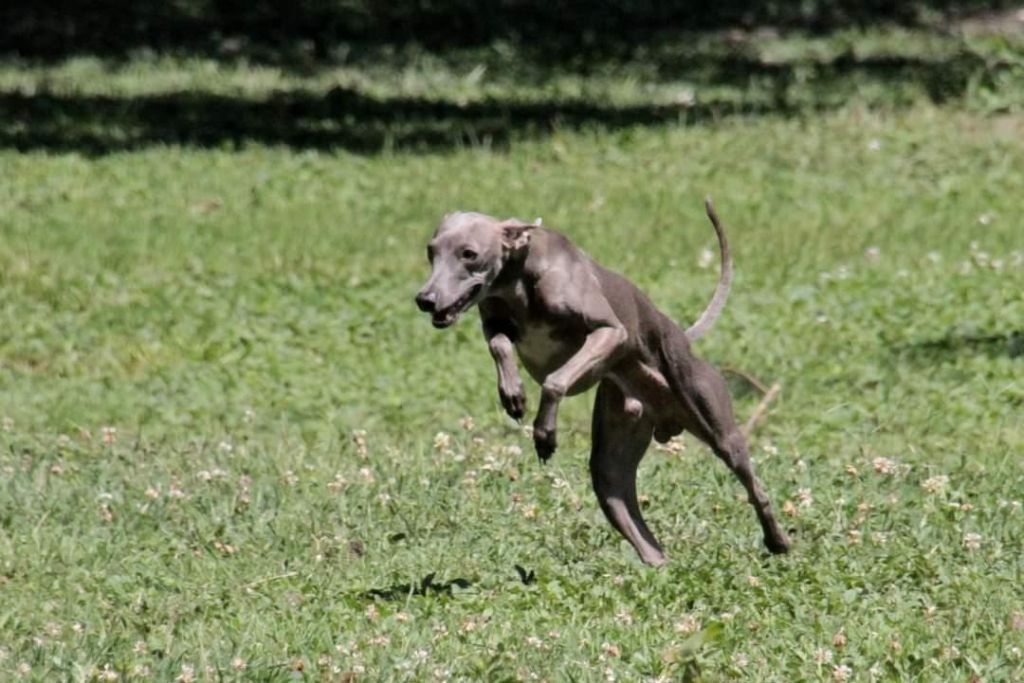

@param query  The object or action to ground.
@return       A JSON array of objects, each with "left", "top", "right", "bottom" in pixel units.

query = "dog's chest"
[{"left": 514, "top": 321, "right": 576, "bottom": 380}]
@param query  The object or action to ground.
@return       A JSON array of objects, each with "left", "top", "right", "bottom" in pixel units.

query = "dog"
[{"left": 415, "top": 199, "right": 790, "bottom": 565}]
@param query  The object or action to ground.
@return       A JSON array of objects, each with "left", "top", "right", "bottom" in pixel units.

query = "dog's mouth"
[{"left": 431, "top": 283, "right": 483, "bottom": 329}]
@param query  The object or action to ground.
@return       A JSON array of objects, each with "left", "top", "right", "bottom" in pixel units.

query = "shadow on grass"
[
  {"left": 891, "top": 329, "right": 1024, "bottom": 363},
  {"left": 0, "top": 87, "right": 801, "bottom": 155},
  {"left": 1, "top": 0, "right": 1009, "bottom": 64},
  {"left": 0, "top": 48, "right": 989, "bottom": 154},
  {"left": 361, "top": 571, "right": 473, "bottom": 601}
]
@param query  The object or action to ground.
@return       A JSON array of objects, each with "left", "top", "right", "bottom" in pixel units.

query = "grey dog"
[{"left": 415, "top": 199, "right": 790, "bottom": 565}]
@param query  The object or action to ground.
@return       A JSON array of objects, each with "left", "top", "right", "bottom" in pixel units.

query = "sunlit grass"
[{"left": 1, "top": 36, "right": 1024, "bottom": 681}]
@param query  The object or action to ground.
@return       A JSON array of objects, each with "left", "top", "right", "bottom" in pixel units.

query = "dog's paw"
[
  {"left": 499, "top": 383, "right": 527, "bottom": 421},
  {"left": 532, "top": 426, "right": 557, "bottom": 462},
  {"left": 765, "top": 532, "right": 791, "bottom": 555}
]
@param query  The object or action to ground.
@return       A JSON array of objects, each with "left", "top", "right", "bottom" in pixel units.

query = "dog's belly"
[
  {"left": 611, "top": 361, "right": 681, "bottom": 424},
  {"left": 515, "top": 323, "right": 579, "bottom": 383}
]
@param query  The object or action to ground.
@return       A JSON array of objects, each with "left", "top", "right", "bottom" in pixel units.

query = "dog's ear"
[{"left": 500, "top": 220, "right": 537, "bottom": 256}]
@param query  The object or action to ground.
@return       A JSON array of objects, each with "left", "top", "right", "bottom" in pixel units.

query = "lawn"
[{"left": 1, "top": 22, "right": 1024, "bottom": 682}]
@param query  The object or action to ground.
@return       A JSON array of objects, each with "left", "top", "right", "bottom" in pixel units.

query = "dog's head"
[{"left": 415, "top": 211, "right": 536, "bottom": 328}]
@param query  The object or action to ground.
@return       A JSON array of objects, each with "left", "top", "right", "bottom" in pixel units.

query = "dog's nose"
[{"left": 415, "top": 291, "right": 436, "bottom": 313}]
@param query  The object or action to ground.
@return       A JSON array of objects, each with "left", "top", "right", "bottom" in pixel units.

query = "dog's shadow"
[{"left": 889, "top": 328, "right": 1024, "bottom": 364}]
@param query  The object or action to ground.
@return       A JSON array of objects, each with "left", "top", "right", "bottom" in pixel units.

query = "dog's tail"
[{"left": 684, "top": 197, "right": 733, "bottom": 342}]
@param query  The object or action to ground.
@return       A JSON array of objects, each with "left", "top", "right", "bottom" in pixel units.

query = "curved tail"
[{"left": 684, "top": 197, "right": 733, "bottom": 342}]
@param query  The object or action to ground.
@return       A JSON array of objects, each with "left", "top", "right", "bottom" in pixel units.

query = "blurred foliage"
[{"left": 2, "top": 1, "right": 1017, "bottom": 62}]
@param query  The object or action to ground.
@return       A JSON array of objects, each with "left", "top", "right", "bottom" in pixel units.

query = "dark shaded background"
[
  {"left": 2, "top": 1, "right": 1018, "bottom": 154},
  {"left": 2, "top": 1, "right": 1014, "bottom": 63}
]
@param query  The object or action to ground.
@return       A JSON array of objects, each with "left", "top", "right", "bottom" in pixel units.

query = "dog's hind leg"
[
  {"left": 590, "top": 379, "right": 666, "bottom": 566},
  {"left": 661, "top": 342, "right": 791, "bottom": 554}
]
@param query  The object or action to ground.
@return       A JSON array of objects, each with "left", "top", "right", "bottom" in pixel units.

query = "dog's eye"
[
  {"left": 461, "top": 249, "right": 478, "bottom": 261},
  {"left": 426, "top": 246, "right": 435, "bottom": 262}
]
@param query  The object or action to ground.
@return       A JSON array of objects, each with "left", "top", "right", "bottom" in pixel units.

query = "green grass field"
[{"left": 2, "top": 23, "right": 1024, "bottom": 682}]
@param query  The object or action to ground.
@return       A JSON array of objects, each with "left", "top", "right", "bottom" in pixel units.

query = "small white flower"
[
  {"left": 656, "top": 436, "right": 685, "bottom": 454},
  {"left": 832, "top": 663, "right": 852, "bottom": 681},
  {"left": 674, "top": 614, "right": 700, "bottom": 633},
  {"left": 352, "top": 429, "right": 369, "bottom": 457},
  {"left": 963, "top": 532, "right": 982, "bottom": 551},
  {"left": 697, "top": 248, "right": 714, "bottom": 269},
  {"left": 865, "top": 246, "right": 881, "bottom": 260},
  {"left": 1, "top": 416, "right": 12, "bottom": 432},
  {"left": 232, "top": 657, "right": 247, "bottom": 671},
  {"left": 101, "top": 426, "right": 118, "bottom": 445},
  {"left": 433, "top": 432, "right": 452, "bottom": 452},
  {"left": 922, "top": 475, "right": 949, "bottom": 494},
  {"left": 797, "top": 488, "right": 813, "bottom": 508},
  {"left": 872, "top": 457, "right": 897, "bottom": 475},
  {"left": 867, "top": 138, "right": 881, "bottom": 151},
  {"left": 814, "top": 648, "right": 833, "bottom": 664},
  {"left": 218, "top": 440, "right": 233, "bottom": 454},
  {"left": 978, "top": 213, "right": 994, "bottom": 226}
]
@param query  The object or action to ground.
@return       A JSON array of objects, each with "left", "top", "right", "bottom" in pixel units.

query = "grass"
[{"left": 2, "top": 24, "right": 1024, "bottom": 683}]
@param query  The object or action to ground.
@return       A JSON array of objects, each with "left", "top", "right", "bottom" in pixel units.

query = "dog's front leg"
[
  {"left": 481, "top": 308, "right": 526, "bottom": 421},
  {"left": 533, "top": 325, "right": 626, "bottom": 461},
  {"left": 488, "top": 331, "right": 527, "bottom": 421}
]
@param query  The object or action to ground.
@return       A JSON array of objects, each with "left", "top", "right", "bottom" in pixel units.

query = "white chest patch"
[{"left": 515, "top": 322, "right": 565, "bottom": 370}]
